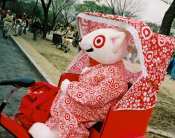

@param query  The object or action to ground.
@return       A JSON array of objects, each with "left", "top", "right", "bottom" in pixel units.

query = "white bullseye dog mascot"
[{"left": 29, "top": 28, "right": 132, "bottom": 138}]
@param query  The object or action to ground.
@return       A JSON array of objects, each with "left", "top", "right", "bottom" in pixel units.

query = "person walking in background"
[
  {"left": 72, "top": 31, "right": 80, "bottom": 48},
  {"left": 31, "top": 17, "right": 41, "bottom": 40},
  {"left": 22, "top": 13, "right": 29, "bottom": 34},
  {"left": 0, "top": 9, "right": 6, "bottom": 22},
  {"left": 62, "top": 25, "right": 73, "bottom": 42},
  {"left": 0, "top": 8, "right": 2, "bottom": 22},
  {"left": 170, "top": 53, "right": 175, "bottom": 80},
  {"left": 14, "top": 16, "right": 23, "bottom": 36},
  {"left": 0, "top": 8, "right": 3, "bottom": 28},
  {"left": 167, "top": 52, "right": 175, "bottom": 80},
  {"left": 2, "top": 10, "right": 14, "bottom": 38}
]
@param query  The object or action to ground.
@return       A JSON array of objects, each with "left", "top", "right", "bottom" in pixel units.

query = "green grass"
[
  {"left": 22, "top": 33, "right": 78, "bottom": 73},
  {"left": 150, "top": 88, "right": 175, "bottom": 132}
]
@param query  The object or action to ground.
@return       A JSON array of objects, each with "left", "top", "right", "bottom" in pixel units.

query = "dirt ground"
[
  {"left": 22, "top": 33, "right": 78, "bottom": 73},
  {"left": 21, "top": 34, "right": 175, "bottom": 137},
  {"left": 147, "top": 133, "right": 169, "bottom": 138},
  {"left": 150, "top": 76, "right": 175, "bottom": 135}
]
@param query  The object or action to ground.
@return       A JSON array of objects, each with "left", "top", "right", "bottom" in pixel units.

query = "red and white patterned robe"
[{"left": 46, "top": 60, "right": 129, "bottom": 138}]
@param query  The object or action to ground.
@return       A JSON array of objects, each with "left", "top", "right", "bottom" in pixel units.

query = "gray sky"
[
  {"left": 77, "top": 0, "right": 171, "bottom": 25},
  {"left": 140, "top": 0, "right": 169, "bottom": 24}
]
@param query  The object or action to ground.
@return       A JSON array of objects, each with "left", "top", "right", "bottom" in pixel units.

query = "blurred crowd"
[
  {"left": 0, "top": 9, "right": 31, "bottom": 38},
  {"left": 50, "top": 25, "right": 80, "bottom": 52},
  {"left": 0, "top": 8, "right": 80, "bottom": 52}
]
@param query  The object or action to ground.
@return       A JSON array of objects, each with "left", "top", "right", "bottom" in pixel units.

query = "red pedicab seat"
[
  {"left": 0, "top": 12, "right": 175, "bottom": 138},
  {"left": 73, "top": 12, "right": 175, "bottom": 138}
]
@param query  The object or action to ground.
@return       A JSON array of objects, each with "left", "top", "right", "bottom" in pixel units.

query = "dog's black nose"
[{"left": 86, "top": 48, "right": 94, "bottom": 52}]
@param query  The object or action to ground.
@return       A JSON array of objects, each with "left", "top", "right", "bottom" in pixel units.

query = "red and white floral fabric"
[
  {"left": 46, "top": 60, "right": 129, "bottom": 138},
  {"left": 75, "top": 12, "right": 175, "bottom": 110},
  {"left": 45, "top": 12, "right": 175, "bottom": 138}
]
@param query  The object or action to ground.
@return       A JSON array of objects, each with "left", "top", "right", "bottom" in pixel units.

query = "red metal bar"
[{"left": 0, "top": 113, "right": 30, "bottom": 138}]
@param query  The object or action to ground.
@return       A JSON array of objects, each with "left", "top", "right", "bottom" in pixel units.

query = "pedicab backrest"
[
  {"left": 65, "top": 12, "right": 175, "bottom": 138},
  {"left": 103, "top": 33, "right": 175, "bottom": 138}
]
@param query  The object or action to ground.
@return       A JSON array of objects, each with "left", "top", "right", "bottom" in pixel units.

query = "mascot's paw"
[
  {"left": 60, "top": 79, "right": 70, "bottom": 94},
  {"left": 81, "top": 67, "right": 91, "bottom": 74},
  {"left": 29, "top": 122, "right": 58, "bottom": 138}
]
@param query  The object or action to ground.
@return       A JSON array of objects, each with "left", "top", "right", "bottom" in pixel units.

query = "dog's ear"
[{"left": 110, "top": 31, "right": 127, "bottom": 54}]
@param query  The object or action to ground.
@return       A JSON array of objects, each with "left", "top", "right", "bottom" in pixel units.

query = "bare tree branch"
[
  {"left": 122, "top": 0, "right": 127, "bottom": 16},
  {"left": 32, "top": 0, "right": 39, "bottom": 18},
  {"left": 51, "top": 0, "right": 76, "bottom": 29},
  {"left": 110, "top": 0, "right": 143, "bottom": 17},
  {"left": 105, "top": 0, "right": 112, "bottom": 8},
  {"left": 160, "top": 0, "right": 171, "bottom": 4}
]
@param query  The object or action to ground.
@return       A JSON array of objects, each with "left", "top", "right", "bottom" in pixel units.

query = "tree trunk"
[
  {"left": 51, "top": 14, "right": 57, "bottom": 30},
  {"left": 32, "top": 0, "right": 39, "bottom": 18},
  {"left": 42, "top": 9, "right": 49, "bottom": 39},
  {"left": 40, "top": 0, "right": 52, "bottom": 39},
  {"left": 159, "top": 0, "right": 175, "bottom": 35},
  {"left": 112, "top": 8, "right": 115, "bottom": 14},
  {"left": 1, "top": 0, "right": 7, "bottom": 9}
]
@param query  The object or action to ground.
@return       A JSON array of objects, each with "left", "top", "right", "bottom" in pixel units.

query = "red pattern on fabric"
[
  {"left": 46, "top": 61, "right": 128, "bottom": 138},
  {"left": 76, "top": 12, "right": 175, "bottom": 110},
  {"left": 43, "top": 12, "right": 175, "bottom": 138},
  {"left": 66, "top": 51, "right": 89, "bottom": 74}
]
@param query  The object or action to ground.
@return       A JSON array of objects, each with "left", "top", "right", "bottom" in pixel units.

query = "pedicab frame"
[{"left": 0, "top": 12, "right": 175, "bottom": 138}]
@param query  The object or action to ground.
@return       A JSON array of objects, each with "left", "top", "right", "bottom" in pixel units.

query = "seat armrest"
[{"left": 0, "top": 77, "right": 35, "bottom": 88}]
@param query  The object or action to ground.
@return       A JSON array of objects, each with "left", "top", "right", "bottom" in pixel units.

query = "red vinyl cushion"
[
  {"left": 89, "top": 109, "right": 152, "bottom": 138},
  {"left": 101, "top": 109, "right": 152, "bottom": 138}
]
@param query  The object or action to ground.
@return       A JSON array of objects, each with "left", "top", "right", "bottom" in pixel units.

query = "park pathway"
[{"left": 0, "top": 31, "right": 44, "bottom": 137}]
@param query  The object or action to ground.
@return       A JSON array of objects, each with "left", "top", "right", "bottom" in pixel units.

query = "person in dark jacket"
[
  {"left": 31, "top": 18, "right": 41, "bottom": 40},
  {"left": 167, "top": 52, "right": 175, "bottom": 80}
]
